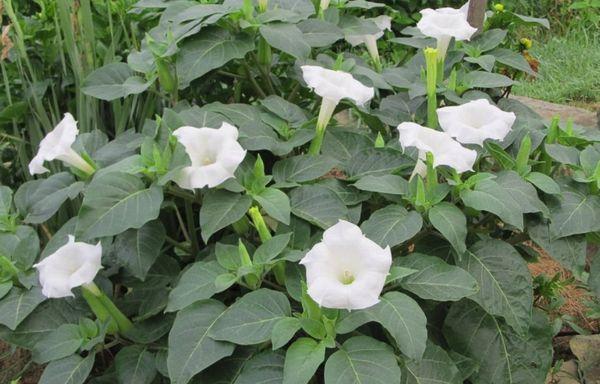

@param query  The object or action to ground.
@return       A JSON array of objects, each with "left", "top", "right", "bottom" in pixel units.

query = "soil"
[{"left": 511, "top": 95, "right": 599, "bottom": 129}]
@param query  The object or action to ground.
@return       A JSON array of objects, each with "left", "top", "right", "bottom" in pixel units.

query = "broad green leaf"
[
  {"left": 235, "top": 351, "right": 285, "bottom": 384},
  {"left": 0, "top": 225, "right": 40, "bottom": 269},
  {"left": 253, "top": 0, "right": 315, "bottom": 22},
  {"left": 467, "top": 29, "right": 507, "bottom": 52},
  {"left": 512, "top": 13, "right": 550, "bottom": 28},
  {"left": 428, "top": 203, "right": 467, "bottom": 254},
  {"left": 168, "top": 300, "right": 235, "bottom": 384},
  {"left": 325, "top": 336, "right": 401, "bottom": 384},
  {"left": 444, "top": 301, "right": 552, "bottom": 384},
  {"left": 283, "top": 338, "right": 326, "bottom": 384},
  {"left": 465, "top": 55, "right": 495, "bottom": 72},
  {"left": 316, "top": 179, "right": 370, "bottom": 206},
  {"left": 39, "top": 354, "right": 95, "bottom": 384},
  {"left": 337, "top": 291, "right": 427, "bottom": 359},
  {"left": 339, "top": 15, "right": 380, "bottom": 35},
  {"left": 353, "top": 174, "right": 409, "bottom": 195},
  {"left": 495, "top": 171, "right": 548, "bottom": 215},
  {"left": 254, "top": 233, "right": 292, "bottom": 264},
  {"left": 210, "top": 289, "right": 291, "bottom": 345},
  {"left": 253, "top": 188, "right": 291, "bottom": 225},
  {"left": 361, "top": 205, "right": 423, "bottom": 248},
  {"left": 0, "top": 287, "right": 46, "bottom": 330},
  {"left": 115, "top": 345, "right": 157, "bottom": 384},
  {"left": 298, "top": 19, "right": 343, "bottom": 47},
  {"left": 82, "top": 63, "right": 151, "bottom": 101},
  {"left": 321, "top": 130, "right": 373, "bottom": 163},
  {"left": 0, "top": 186, "right": 12, "bottom": 216},
  {"left": 525, "top": 172, "right": 561, "bottom": 194},
  {"left": 199, "top": 190, "right": 253, "bottom": 242},
  {"left": 177, "top": 27, "right": 254, "bottom": 88},
  {"left": 528, "top": 220, "right": 586, "bottom": 278},
  {"left": 489, "top": 47, "right": 535, "bottom": 75},
  {"left": 463, "top": 71, "right": 514, "bottom": 88},
  {"left": 114, "top": 220, "right": 166, "bottom": 281},
  {"left": 401, "top": 341, "right": 461, "bottom": 384},
  {"left": 191, "top": 346, "right": 254, "bottom": 383},
  {"left": 260, "top": 23, "right": 311, "bottom": 59},
  {"left": 290, "top": 185, "right": 348, "bottom": 229},
  {"left": 273, "top": 155, "right": 337, "bottom": 183},
  {"left": 548, "top": 185, "right": 600, "bottom": 238},
  {"left": 461, "top": 179, "right": 524, "bottom": 230},
  {"left": 21, "top": 173, "right": 83, "bottom": 224},
  {"left": 395, "top": 253, "right": 478, "bottom": 301},
  {"left": 545, "top": 144, "right": 579, "bottom": 165},
  {"left": 76, "top": 172, "right": 163, "bottom": 240},
  {"left": 271, "top": 317, "right": 301, "bottom": 350},
  {"left": 590, "top": 256, "right": 600, "bottom": 298},
  {"left": 260, "top": 96, "right": 308, "bottom": 126},
  {"left": 0, "top": 282, "right": 11, "bottom": 300},
  {"left": 344, "top": 148, "right": 411, "bottom": 180},
  {"left": 457, "top": 239, "right": 533, "bottom": 334},
  {"left": 32, "top": 324, "right": 83, "bottom": 364},
  {"left": 166, "top": 260, "right": 226, "bottom": 312}
]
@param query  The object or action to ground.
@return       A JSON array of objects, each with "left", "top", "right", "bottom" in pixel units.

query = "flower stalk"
[
  {"left": 424, "top": 47, "right": 438, "bottom": 129},
  {"left": 82, "top": 283, "right": 132, "bottom": 334},
  {"left": 308, "top": 97, "right": 337, "bottom": 156}
]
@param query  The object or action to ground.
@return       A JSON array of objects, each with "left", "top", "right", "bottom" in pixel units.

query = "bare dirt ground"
[{"left": 512, "top": 95, "right": 599, "bottom": 129}]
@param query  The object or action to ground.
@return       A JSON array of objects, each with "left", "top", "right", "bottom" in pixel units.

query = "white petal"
[
  {"left": 397, "top": 122, "right": 477, "bottom": 173},
  {"left": 29, "top": 112, "right": 79, "bottom": 175},
  {"left": 301, "top": 65, "right": 374, "bottom": 106},
  {"left": 437, "top": 99, "right": 516, "bottom": 145},
  {"left": 417, "top": 7, "right": 477, "bottom": 41},
  {"left": 28, "top": 154, "right": 50, "bottom": 175}
]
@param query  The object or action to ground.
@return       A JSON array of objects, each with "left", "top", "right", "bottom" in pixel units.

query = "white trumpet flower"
[
  {"left": 345, "top": 16, "right": 392, "bottom": 70},
  {"left": 437, "top": 99, "right": 517, "bottom": 145},
  {"left": 29, "top": 113, "right": 94, "bottom": 176},
  {"left": 34, "top": 235, "right": 102, "bottom": 299},
  {"left": 417, "top": 7, "right": 477, "bottom": 59},
  {"left": 300, "top": 220, "right": 392, "bottom": 310},
  {"left": 172, "top": 122, "right": 246, "bottom": 190}
]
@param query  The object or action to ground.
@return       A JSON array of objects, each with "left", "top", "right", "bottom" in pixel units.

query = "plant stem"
[
  {"left": 185, "top": 200, "right": 200, "bottom": 256},
  {"left": 241, "top": 61, "right": 267, "bottom": 99},
  {"left": 424, "top": 48, "right": 439, "bottom": 128},
  {"left": 82, "top": 283, "right": 132, "bottom": 333}
]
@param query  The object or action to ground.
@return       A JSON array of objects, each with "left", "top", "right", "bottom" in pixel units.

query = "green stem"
[
  {"left": 248, "top": 206, "right": 272, "bottom": 242},
  {"left": 82, "top": 284, "right": 131, "bottom": 333},
  {"left": 185, "top": 200, "right": 200, "bottom": 256},
  {"left": 424, "top": 48, "right": 439, "bottom": 128}
]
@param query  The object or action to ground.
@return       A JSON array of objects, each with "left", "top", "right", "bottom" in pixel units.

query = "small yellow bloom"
[
  {"left": 493, "top": 3, "right": 505, "bottom": 12},
  {"left": 520, "top": 37, "right": 533, "bottom": 50}
]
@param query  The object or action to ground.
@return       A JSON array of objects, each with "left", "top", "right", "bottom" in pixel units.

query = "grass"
[{"left": 513, "top": 26, "right": 600, "bottom": 109}]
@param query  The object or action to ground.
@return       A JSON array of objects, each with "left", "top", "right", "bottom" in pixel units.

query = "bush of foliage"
[{"left": 0, "top": 0, "right": 599, "bottom": 383}]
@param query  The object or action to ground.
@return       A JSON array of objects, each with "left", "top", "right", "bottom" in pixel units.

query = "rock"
[{"left": 511, "top": 95, "right": 598, "bottom": 129}]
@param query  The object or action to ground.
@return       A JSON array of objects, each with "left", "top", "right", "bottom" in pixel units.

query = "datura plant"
[{"left": 0, "top": 1, "right": 598, "bottom": 384}]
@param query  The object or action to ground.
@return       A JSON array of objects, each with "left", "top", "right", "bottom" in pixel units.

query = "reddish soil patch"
[{"left": 0, "top": 342, "right": 43, "bottom": 384}]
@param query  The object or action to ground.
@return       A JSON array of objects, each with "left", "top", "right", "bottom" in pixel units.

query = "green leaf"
[
  {"left": 548, "top": 185, "right": 600, "bottom": 238},
  {"left": 353, "top": 174, "right": 409, "bottom": 195},
  {"left": 545, "top": 143, "right": 579, "bottom": 165},
  {"left": 361, "top": 205, "right": 423, "bottom": 248},
  {"left": 461, "top": 179, "right": 524, "bottom": 230},
  {"left": 325, "top": 336, "right": 401, "bottom": 384},
  {"left": 273, "top": 155, "right": 337, "bottom": 183},
  {"left": 290, "top": 185, "right": 348, "bottom": 229},
  {"left": 337, "top": 291, "right": 427, "bottom": 360},
  {"left": 32, "top": 324, "right": 83, "bottom": 364},
  {"left": 114, "top": 220, "right": 166, "bottom": 281},
  {"left": 590, "top": 256, "right": 600, "bottom": 298},
  {"left": 525, "top": 172, "right": 561, "bottom": 194},
  {"left": 0, "top": 282, "right": 11, "bottom": 300},
  {"left": 254, "top": 188, "right": 291, "bottom": 225},
  {"left": 298, "top": 19, "right": 343, "bottom": 47},
  {"left": 177, "top": 27, "right": 254, "bottom": 88},
  {"left": 484, "top": 141, "right": 516, "bottom": 170},
  {"left": 428, "top": 203, "right": 467, "bottom": 254},
  {"left": 457, "top": 239, "right": 533, "bottom": 334},
  {"left": 82, "top": 62, "right": 151, "bottom": 101},
  {"left": 444, "top": 301, "right": 553, "bottom": 384},
  {"left": 210, "top": 289, "right": 291, "bottom": 345},
  {"left": 76, "top": 172, "right": 163, "bottom": 240},
  {"left": 283, "top": 338, "right": 326, "bottom": 384},
  {"left": 489, "top": 47, "right": 535, "bottom": 75},
  {"left": 254, "top": 233, "right": 292, "bottom": 264},
  {"left": 115, "top": 345, "right": 157, "bottom": 384},
  {"left": 271, "top": 317, "right": 301, "bottom": 350},
  {"left": 467, "top": 29, "right": 507, "bottom": 52},
  {"left": 495, "top": 171, "right": 548, "bottom": 215},
  {"left": 167, "top": 300, "right": 235, "bottom": 384},
  {"left": 166, "top": 260, "right": 226, "bottom": 312},
  {"left": 401, "top": 341, "right": 462, "bottom": 384},
  {"left": 465, "top": 55, "right": 495, "bottom": 72},
  {"left": 528, "top": 220, "right": 586, "bottom": 278},
  {"left": 39, "top": 354, "right": 95, "bottom": 384},
  {"left": 0, "top": 186, "right": 12, "bottom": 216},
  {"left": 0, "top": 225, "right": 40, "bottom": 269},
  {"left": 260, "top": 23, "right": 311, "bottom": 59},
  {"left": 199, "top": 190, "right": 253, "bottom": 242},
  {"left": 396, "top": 253, "right": 478, "bottom": 301},
  {"left": 463, "top": 71, "right": 514, "bottom": 88},
  {"left": 344, "top": 148, "right": 411, "bottom": 180},
  {"left": 235, "top": 351, "right": 285, "bottom": 384},
  {"left": 20, "top": 173, "right": 83, "bottom": 224},
  {"left": 260, "top": 95, "right": 308, "bottom": 126},
  {"left": 0, "top": 287, "right": 46, "bottom": 330},
  {"left": 322, "top": 130, "right": 373, "bottom": 163}
]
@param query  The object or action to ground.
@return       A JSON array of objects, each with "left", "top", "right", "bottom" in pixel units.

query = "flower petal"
[{"left": 301, "top": 65, "right": 374, "bottom": 106}]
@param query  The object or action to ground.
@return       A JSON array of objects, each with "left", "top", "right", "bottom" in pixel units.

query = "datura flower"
[
  {"left": 300, "top": 220, "right": 392, "bottom": 310},
  {"left": 301, "top": 65, "right": 374, "bottom": 155},
  {"left": 417, "top": 7, "right": 477, "bottom": 59},
  {"left": 28, "top": 113, "right": 95, "bottom": 176},
  {"left": 397, "top": 122, "right": 477, "bottom": 175},
  {"left": 345, "top": 16, "right": 392, "bottom": 70},
  {"left": 34, "top": 235, "right": 102, "bottom": 299},
  {"left": 172, "top": 122, "right": 246, "bottom": 190},
  {"left": 437, "top": 99, "right": 516, "bottom": 145}
]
